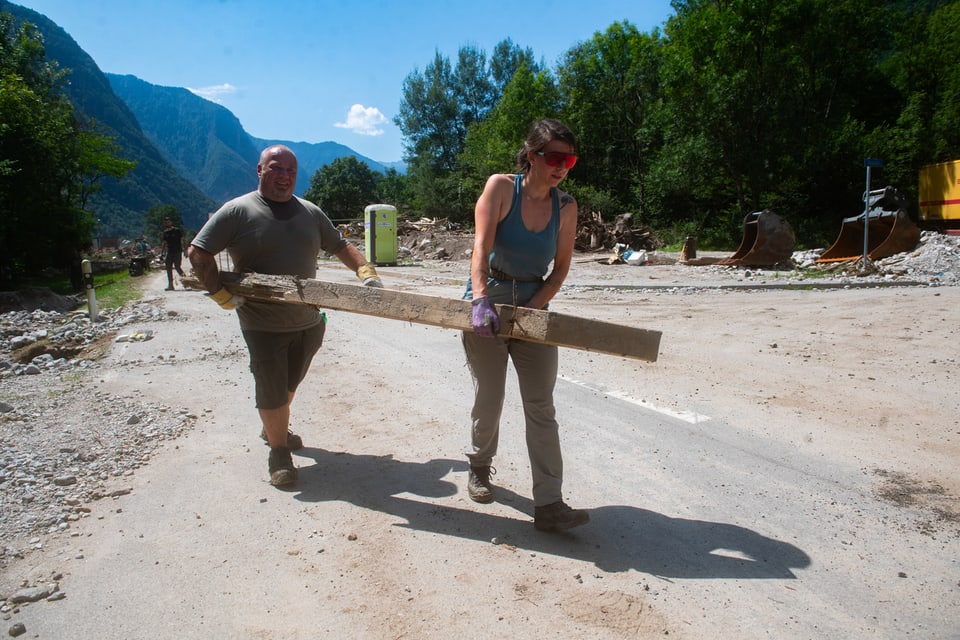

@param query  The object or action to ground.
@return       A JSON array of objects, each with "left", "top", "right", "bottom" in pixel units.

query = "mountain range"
[
  {"left": 105, "top": 74, "right": 396, "bottom": 205},
  {"left": 1, "top": 0, "right": 400, "bottom": 238}
]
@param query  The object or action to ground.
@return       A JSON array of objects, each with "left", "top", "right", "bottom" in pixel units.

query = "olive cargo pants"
[{"left": 462, "top": 331, "right": 564, "bottom": 506}]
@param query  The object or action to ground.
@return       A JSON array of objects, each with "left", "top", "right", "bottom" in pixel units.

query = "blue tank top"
[{"left": 463, "top": 174, "right": 560, "bottom": 306}]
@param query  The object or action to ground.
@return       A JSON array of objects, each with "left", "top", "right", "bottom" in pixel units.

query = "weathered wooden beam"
[{"left": 183, "top": 272, "right": 661, "bottom": 362}]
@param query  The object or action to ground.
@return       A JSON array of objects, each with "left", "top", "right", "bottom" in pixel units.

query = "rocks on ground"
[
  {"left": 0, "top": 300, "right": 196, "bottom": 570},
  {"left": 0, "top": 227, "right": 957, "bottom": 621}
]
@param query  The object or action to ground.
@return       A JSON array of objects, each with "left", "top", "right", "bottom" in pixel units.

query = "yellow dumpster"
[{"left": 919, "top": 160, "right": 960, "bottom": 231}]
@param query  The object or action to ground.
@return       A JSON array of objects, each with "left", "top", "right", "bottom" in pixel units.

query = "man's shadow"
[{"left": 291, "top": 447, "right": 811, "bottom": 580}]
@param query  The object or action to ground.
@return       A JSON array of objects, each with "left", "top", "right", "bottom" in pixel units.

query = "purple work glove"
[{"left": 471, "top": 296, "right": 500, "bottom": 337}]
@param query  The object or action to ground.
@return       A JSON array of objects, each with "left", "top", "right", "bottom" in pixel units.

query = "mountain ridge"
[
  {"left": 107, "top": 74, "right": 400, "bottom": 203},
  {"left": 2, "top": 0, "right": 403, "bottom": 238},
  {"left": 1, "top": 0, "right": 219, "bottom": 236}
]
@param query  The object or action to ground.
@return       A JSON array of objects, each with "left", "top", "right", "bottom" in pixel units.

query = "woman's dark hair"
[{"left": 514, "top": 119, "right": 577, "bottom": 173}]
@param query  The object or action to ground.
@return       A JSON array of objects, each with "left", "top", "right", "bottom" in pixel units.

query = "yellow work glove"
[
  {"left": 208, "top": 287, "right": 245, "bottom": 310},
  {"left": 356, "top": 263, "right": 383, "bottom": 288}
]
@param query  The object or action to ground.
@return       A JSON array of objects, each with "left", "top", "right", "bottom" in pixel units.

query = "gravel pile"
[
  {"left": 793, "top": 230, "right": 960, "bottom": 285},
  {"left": 0, "top": 301, "right": 197, "bottom": 574}
]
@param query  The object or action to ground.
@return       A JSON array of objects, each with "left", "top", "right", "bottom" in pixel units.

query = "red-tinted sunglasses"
[{"left": 535, "top": 151, "right": 578, "bottom": 169}]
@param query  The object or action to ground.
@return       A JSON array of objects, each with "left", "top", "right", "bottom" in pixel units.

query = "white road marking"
[{"left": 558, "top": 375, "right": 712, "bottom": 424}]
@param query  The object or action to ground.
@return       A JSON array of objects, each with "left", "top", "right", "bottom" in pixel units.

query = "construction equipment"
[
  {"left": 716, "top": 210, "right": 795, "bottom": 267},
  {"left": 919, "top": 159, "right": 960, "bottom": 232},
  {"left": 817, "top": 186, "right": 920, "bottom": 263}
]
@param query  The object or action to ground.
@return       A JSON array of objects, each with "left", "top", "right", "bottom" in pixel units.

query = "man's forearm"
[
  {"left": 186, "top": 246, "right": 221, "bottom": 293},
  {"left": 335, "top": 243, "right": 368, "bottom": 273}
]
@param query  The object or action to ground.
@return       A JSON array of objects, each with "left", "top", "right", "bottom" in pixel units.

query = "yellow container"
[
  {"left": 919, "top": 160, "right": 960, "bottom": 226},
  {"left": 364, "top": 204, "right": 398, "bottom": 265}
]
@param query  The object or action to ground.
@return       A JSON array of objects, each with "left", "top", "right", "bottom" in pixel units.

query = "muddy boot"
[
  {"left": 534, "top": 501, "right": 589, "bottom": 532},
  {"left": 467, "top": 465, "right": 496, "bottom": 503},
  {"left": 268, "top": 446, "right": 297, "bottom": 487}
]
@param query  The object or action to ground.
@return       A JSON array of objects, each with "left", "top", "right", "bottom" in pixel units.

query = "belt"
[{"left": 490, "top": 267, "right": 543, "bottom": 283}]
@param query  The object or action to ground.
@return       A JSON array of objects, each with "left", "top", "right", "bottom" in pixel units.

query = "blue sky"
[{"left": 14, "top": 0, "right": 674, "bottom": 163}]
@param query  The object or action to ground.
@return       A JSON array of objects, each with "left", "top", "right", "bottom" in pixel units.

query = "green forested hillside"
[
  {"left": 106, "top": 74, "right": 260, "bottom": 206},
  {"left": 1, "top": 0, "right": 216, "bottom": 237}
]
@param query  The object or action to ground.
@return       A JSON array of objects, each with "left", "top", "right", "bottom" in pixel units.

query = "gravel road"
[{"left": 1, "top": 234, "right": 959, "bottom": 639}]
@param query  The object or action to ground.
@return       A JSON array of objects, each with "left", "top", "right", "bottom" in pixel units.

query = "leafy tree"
[
  {"left": 390, "top": 2, "right": 954, "bottom": 248},
  {"left": 922, "top": 1, "right": 960, "bottom": 161},
  {"left": 458, "top": 63, "right": 561, "bottom": 210},
  {"left": 557, "top": 21, "right": 665, "bottom": 223},
  {"left": 658, "top": 0, "right": 894, "bottom": 247},
  {"left": 395, "top": 51, "right": 464, "bottom": 172},
  {"left": 489, "top": 39, "right": 541, "bottom": 96},
  {"left": 76, "top": 128, "right": 136, "bottom": 213},
  {"left": 874, "top": 0, "right": 960, "bottom": 213},
  {"left": 395, "top": 42, "right": 521, "bottom": 219},
  {"left": 303, "top": 156, "right": 380, "bottom": 220},
  {"left": 0, "top": 13, "right": 78, "bottom": 280},
  {"left": 376, "top": 168, "right": 412, "bottom": 213},
  {"left": 1, "top": 11, "right": 137, "bottom": 281}
]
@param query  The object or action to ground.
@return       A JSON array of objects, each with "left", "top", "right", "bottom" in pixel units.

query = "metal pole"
[
  {"left": 863, "top": 165, "right": 871, "bottom": 265},
  {"left": 861, "top": 158, "right": 882, "bottom": 267}
]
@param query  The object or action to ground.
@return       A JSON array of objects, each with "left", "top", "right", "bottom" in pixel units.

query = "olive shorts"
[{"left": 242, "top": 323, "right": 325, "bottom": 410}]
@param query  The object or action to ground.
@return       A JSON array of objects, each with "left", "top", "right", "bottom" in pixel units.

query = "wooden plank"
[{"left": 183, "top": 272, "right": 661, "bottom": 362}]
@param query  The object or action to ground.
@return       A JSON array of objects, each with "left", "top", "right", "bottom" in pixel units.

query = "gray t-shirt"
[{"left": 192, "top": 191, "right": 348, "bottom": 332}]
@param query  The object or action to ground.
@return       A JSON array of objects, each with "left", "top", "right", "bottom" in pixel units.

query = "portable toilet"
[{"left": 364, "top": 204, "right": 398, "bottom": 266}]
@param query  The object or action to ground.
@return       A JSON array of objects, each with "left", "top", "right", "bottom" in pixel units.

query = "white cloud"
[
  {"left": 187, "top": 83, "right": 237, "bottom": 103},
  {"left": 334, "top": 104, "right": 388, "bottom": 136}
]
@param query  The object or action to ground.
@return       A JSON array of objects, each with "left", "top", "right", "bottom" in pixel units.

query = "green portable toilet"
[{"left": 364, "top": 204, "right": 398, "bottom": 266}]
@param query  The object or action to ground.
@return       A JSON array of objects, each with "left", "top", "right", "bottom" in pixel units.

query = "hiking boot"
[
  {"left": 260, "top": 427, "right": 303, "bottom": 451},
  {"left": 268, "top": 446, "right": 297, "bottom": 487},
  {"left": 467, "top": 465, "right": 496, "bottom": 503},
  {"left": 534, "top": 501, "right": 589, "bottom": 532}
]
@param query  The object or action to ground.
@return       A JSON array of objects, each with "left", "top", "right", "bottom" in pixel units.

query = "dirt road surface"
[{"left": 2, "top": 254, "right": 959, "bottom": 639}]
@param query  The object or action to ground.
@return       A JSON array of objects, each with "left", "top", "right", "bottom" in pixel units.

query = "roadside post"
[
  {"left": 81, "top": 259, "right": 98, "bottom": 321},
  {"left": 863, "top": 158, "right": 883, "bottom": 267}
]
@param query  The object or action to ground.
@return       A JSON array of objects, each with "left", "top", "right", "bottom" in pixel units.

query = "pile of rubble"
[
  {"left": 0, "top": 302, "right": 176, "bottom": 371},
  {"left": 793, "top": 231, "right": 960, "bottom": 285},
  {"left": 343, "top": 213, "right": 663, "bottom": 262},
  {"left": 0, "top": 300, "right": 194, "bottom": 568},
  {"left": 575, "top": 211, "right": 660, "bottom": 252}
]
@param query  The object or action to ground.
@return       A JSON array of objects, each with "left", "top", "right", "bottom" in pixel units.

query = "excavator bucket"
[
  {"left": 716, "top": 210, "right": 796, "bottom": 267},
  {"left": 817, "top": 187, "right": 920, "bottom": 263}
]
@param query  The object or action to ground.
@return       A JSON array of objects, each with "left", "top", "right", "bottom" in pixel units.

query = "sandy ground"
[{"left": 2, "top": 253, "right": 959, "bottom": 639}]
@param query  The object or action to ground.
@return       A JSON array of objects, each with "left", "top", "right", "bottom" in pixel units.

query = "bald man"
[{"left": 188, "top": 145, "right": 383, "bottom": 487}]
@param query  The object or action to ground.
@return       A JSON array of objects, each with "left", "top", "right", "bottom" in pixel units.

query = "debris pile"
[
  {"left": 397, "top": 218, "right": 472, "bottom": 261},
  {"left": 794, "top": 231, "right": 960, "bottom": 284},
  {"left": 1, "top": 302, "right": 177, "bottom": 372},
  {"left": 342, "top": 212, "right": 664, "bottom": 261},
  {"left": 575, "top": 211, "right": 661, "bottom": 252}
]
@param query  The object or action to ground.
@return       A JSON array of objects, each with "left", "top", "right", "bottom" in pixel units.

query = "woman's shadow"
[{"left": 291, "top": 447, "right": 811, "bottom": 580}]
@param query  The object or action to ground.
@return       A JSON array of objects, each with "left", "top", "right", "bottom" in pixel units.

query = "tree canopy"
[
  {"left": 395, "top": 0, "right": 960, "bottom": 248},
  {"left": 303, "top": 156, "right": 381, "bottom": 220},
  {"left": 0, "top": 11, "right": 134, "bottom": 283}
]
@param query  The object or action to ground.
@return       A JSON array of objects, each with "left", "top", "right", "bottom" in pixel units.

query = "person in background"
[
  {"left": 187, "top": 144, "right": 383, "bottom": 487},
  {"left": 160, "top": 217, "right": 186, "bottom": 291},
  {"left": 462, "top": 118, "right": 589, "bottom": 532}
]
